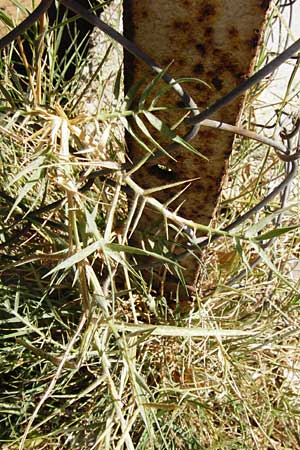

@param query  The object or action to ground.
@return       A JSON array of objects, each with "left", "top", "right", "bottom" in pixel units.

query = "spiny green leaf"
[
  {"left": 143, "top": 111, "right": 207, "bottom": 159},
  {"left": 134, "top": 114, "right": 175, "bottom": 159},
  {"left": 254, "top": 225, "right": 299, "bottom": 241},
  {"left": 6, "top": 165, "right": 45, "bottom": 220},
  {"left": 124, "top": 79, "right": 145, "bottom": 110},
  {"left": 119, "top": 116, "right": 155, "bottom": 156},
  {"left": 245, "top": 203, "right": 298, "bottom": 237},
  {"left": 8, "top": 155, "right": 46, "bottom": 188},
  {"left": 138, "top": 63, "right": 173, "bottom": 110},
  {"left": 44, "top": 239, "right": 105, "bottom": 277},
  {"left": 105, "top": 242, "right": 181, "bottom": 266}
]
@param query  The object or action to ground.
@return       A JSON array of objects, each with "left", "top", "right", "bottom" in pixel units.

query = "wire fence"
[{"left": 0, "top": 0, "right": 299, "bottom": 291}]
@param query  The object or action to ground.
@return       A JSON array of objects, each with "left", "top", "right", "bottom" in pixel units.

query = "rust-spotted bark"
[{"left": 124, "top": 0, "right": 271, "bottom": 296}]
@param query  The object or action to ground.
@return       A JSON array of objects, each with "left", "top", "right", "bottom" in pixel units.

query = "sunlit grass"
[{"left": 0, "top": 1, "right": 300, "bottom": 449}]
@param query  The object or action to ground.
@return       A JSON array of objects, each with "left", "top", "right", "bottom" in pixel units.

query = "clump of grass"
[{"left": 0, "top": 1, "right": 300, "bottom": 449}]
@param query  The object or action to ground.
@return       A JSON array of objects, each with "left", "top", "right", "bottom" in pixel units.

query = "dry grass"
[{"left": 0, "top": 1, "right": 299, "bottom": 449}]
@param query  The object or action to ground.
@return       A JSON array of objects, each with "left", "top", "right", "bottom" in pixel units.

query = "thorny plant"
[
  {"left": 0, "top": 0, "right": 300, "bottom": 278},
  {"left": 0, "top": 1, "right": 300, "bottom": 449}
]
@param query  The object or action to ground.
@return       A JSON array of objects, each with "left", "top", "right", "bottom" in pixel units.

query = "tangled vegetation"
[{"left": 0, "top": 1, "right": 299, "bottom": 449}]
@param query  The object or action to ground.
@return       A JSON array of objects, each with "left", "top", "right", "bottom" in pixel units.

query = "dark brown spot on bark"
[
  {"left": 206, "top": 69, "right": 218, "bottom": 79},
  {"left": 176, "top": 58, "right": 185, "bottom": 66},
  {"left": 140, "top": 9, "right": 148, "bottom": 18},
  {"left": 199, "top": 130, "right": 214, "bottom": 139},
  {"left": 195, "top": 43, "right": 206, "bottom": 56},
  {"left": 198, "top": 3, "right": 216, "bottom": 19},
  {"left": 173, "top": 20, "right": 190, "bottom": 33},
  {"left": 176, "top": 100, "right": 186, "bottom": 108},
  {"left": 248, "top": 35, "right": 259, "bottom": 48},
  {"left": 162, "top": 58, "right": 171, "bottom": 67},
  {"left": 223, "top": 61, "right": 239, "bottom": 72},
  {"left": 193, "top": 63, "right": 204, "bottom": 74},
  {"left": 261, "top": 0, "right": 270, "bottom": 9},
  {"left": 228, "top": 26, "right": 239, "bottom": 38},
  {"left": 204, "top": 26, "right": 213, "bottom": 37}
]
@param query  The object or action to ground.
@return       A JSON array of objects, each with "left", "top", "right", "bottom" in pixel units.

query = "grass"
[{"left": 0, "top": 1, "right": 300, "bottom": 449}]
